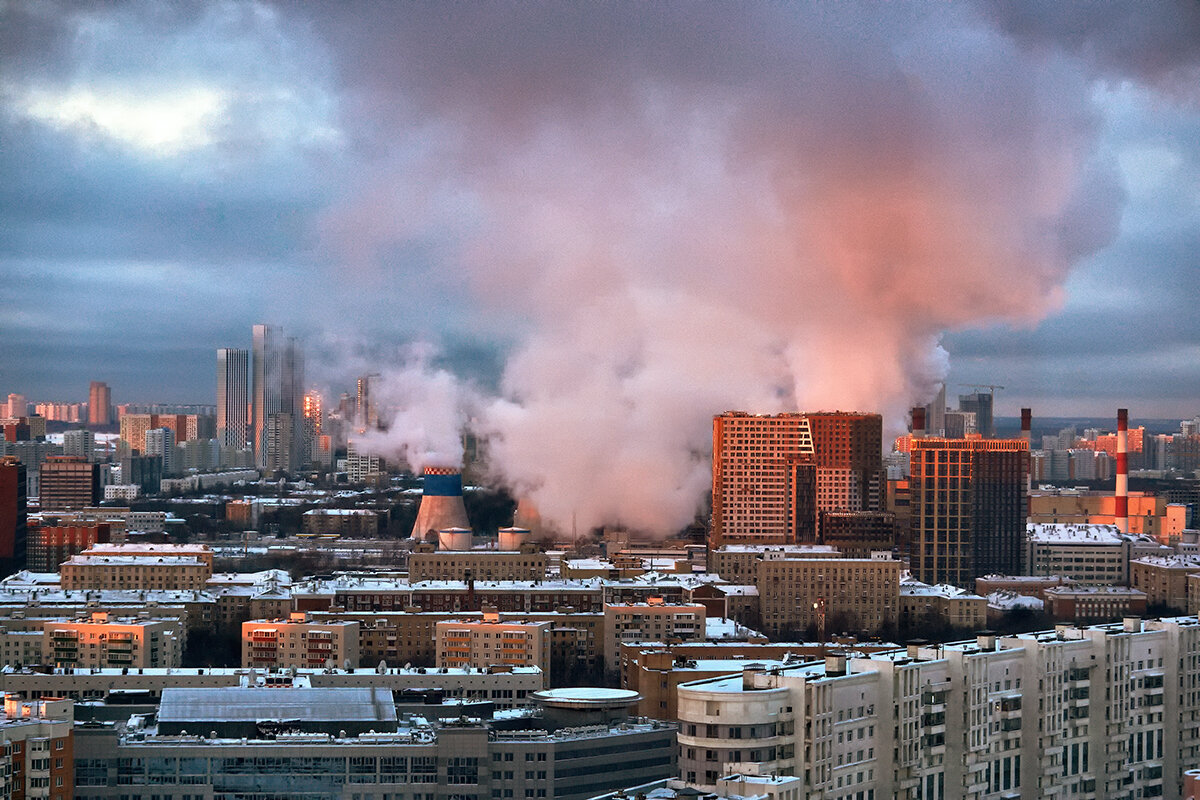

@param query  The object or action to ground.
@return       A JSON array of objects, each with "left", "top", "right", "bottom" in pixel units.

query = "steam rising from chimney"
[{"left": 317, "top": 5, "right": 1127, "bottom": 536}]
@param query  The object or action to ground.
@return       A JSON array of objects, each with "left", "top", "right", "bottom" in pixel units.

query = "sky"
[{"left": 1, "top": 3, "right": 1198, "bottom": 504}]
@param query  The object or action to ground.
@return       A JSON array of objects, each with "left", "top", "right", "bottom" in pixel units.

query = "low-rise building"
[
  {"left": 707, "top": 544, "right": 842, "bottom": 584},
  {"left": 409, "top": 550, "right": 548, "bottom": 582},
  {"left": 899, "top": 578, "right": 987, "bottom": 631},
  {"left": 436, "top": 614, "right": 552, "bottom": 683},
  {"left": 241, "top": 612, "right": 360, "bottom": 670},
  {"left": 59, "top": 553, "right": 211, "bottom": 591},
  {"left": 72, "top": 685, "right": 676, "bottom": 800},
  {"left": 1, "top": 664, "right": 545, "bottom": 709},
  {"left": 1025, "top": 522, "right": 1164, "bottom": 585},
  {"left": 41, "top": 611, "right": 182, "bottom": 669},
  {"left": 604, "top": 600, "right": 706, "bottom": 676},
  {"left": 301, "top": 508, "right": 381, "bottom": 537},
  {"left": 757, "top": 553, "right": 900, "bottom": 636},
  {"left": 1044, "top": 585, "right": 1148, "bottom": 623},
  {"left": 1131, "top": 555, "right": 1200, "bottom": 611}
]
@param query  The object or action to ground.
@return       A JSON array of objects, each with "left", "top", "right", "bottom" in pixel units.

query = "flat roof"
[{"left": 159, "top": 686, "right": 397, "bottom": 725}]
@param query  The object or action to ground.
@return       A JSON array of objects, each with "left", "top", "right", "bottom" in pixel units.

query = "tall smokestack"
[
  {"left": 911, "top": 407, "right": 926, "bottom": 439},
  {"left": 1115, "top": 408, "right": 1129, "bottom": 533},
  {"left": 1020, "top": 408, "right": 1031, "bottom": 443},
  {"left": 410, "top": 467, "right": 471, "bottom": 542}
]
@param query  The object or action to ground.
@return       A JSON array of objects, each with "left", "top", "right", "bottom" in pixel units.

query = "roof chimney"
[{"left": 911, "top": 407, "right": 926, "bottom": 439}]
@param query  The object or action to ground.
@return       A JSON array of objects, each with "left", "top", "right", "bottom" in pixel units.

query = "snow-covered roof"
[{"left": 1026, "top": 522, "right": 1142, "bottom": 545}]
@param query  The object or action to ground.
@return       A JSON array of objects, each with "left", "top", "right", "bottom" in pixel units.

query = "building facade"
[
  {"left": 241, "top": 613, "right": 360, "bottom": 669},
  {"left": 37, "top": 455, "right": 99, "bottom": 511},
  {"left": 910, "top": 438, "right": 1029, "bottom": 588},
  {"left": 678, "top": 617, "right": 1200, "bottom": 800}
]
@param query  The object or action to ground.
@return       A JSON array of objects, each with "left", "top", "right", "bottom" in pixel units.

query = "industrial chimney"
[
  {"left": 1020, "top": 408, "right": 1031, "bottom": 444},
  {"left": 1116, "top": 408, "right": 1129, "bottom": 533},
  {"left": 911, "top": 407, "right": 927, "bottom": 439},
  {"left": 410, "top": 467, "right": 471, "bottom": 542}
]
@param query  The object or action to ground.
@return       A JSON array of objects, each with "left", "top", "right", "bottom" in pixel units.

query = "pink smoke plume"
[{"left": 313, "top": 4, "right": 1128, "bottom": 535}]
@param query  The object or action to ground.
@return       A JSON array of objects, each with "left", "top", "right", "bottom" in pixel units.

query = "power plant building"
[{"left": 411, "top": 467, "right": 471, "bottom": 541}]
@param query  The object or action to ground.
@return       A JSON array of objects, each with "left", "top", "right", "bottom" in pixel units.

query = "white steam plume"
[
  {"left": 340, "top": 345, "right": 475, "bottom": 474},
  {"left": 312, "top": 4, "right": 1130, "bottom": 535}
]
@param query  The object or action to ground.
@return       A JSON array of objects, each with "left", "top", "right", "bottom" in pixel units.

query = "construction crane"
[{"left": 958, "top": 383, "right": 1005, "bottom": 394}]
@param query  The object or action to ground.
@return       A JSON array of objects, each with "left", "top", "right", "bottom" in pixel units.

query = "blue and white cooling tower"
[{"left": 410, "top": 466, "right": 471, "bottom": 543}]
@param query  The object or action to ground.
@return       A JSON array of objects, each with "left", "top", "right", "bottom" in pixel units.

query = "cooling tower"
[
  {"left": 410, "top": 467, "right": 471, "bottom": 542},
  {"left": 437, "top": 527, "right": 473, "bottom": 551},
  {"left": 1116, "top": 408, "right": 1129, "bottom": 534},
  {"left": 498, "top": 526, "right": 530, "bottom": 551}
]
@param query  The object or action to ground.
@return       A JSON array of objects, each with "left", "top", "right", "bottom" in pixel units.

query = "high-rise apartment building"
[
  {"left": 216, "top": 348, "right": 249, "bottom": 450},
  {"left": 677, "top": 617, "right": 1200, "bottom": 799},
  {"left": 710, "top": 411, "right": 884, "bottom": 547},
  {"left": 0, "top": 456, "right": 27, "bottom": 575},
  {"left": 4, "top": 393, "right": 27, "bottom": 418},
  {"left": 88, "top": 380, "right": 112, "bottom": 426},
  {"left": 61, "top": 428, "right": 94, "bottom": 461},
  {"left": 910, "top": 438, "right": 1029, "bottom": 587},
  {"left": 252, "top": 325, "right": 305, "bottom": 471},
  {"left": 38, "top": 455, "right": 100, "bottom": 511},
  {"left": 144, "top": 427, "right": 177, "bottom": 476}
]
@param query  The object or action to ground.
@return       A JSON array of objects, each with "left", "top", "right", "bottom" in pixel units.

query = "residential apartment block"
[
  {"left": 241, "top": 612, "right": 360, "bottom": 669},
  {"left": 677, "top": 617, "right": 1200, "bottom": 799}
]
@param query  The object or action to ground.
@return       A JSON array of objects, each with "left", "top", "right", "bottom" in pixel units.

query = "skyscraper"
[
  {"left": 910, "top": 437, "right": 1029, "bottom": 587},
  {"left": 216, "top": 348, "right": 249, "bottom": 449},
  {"left": 88, "top": 381, "right": 112, "bottom": 426},
  {"left": 252, "top": 325, "right": 305, "bottom": 472}
]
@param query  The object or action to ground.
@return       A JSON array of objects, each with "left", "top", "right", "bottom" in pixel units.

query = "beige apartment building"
[
  {"left": 408, "top": 550, "right": 548, "bottom": 582},
  {"left": 708, "top": 544, "right": 842, "bottom": 584},
  {"left": 756, "top": 554, "right": 900, "bottom": 636},
  {"left": 435, "top": 614, "right": 552, "bottom": 682},
  {"left": 59, "top": 553, "right": 211, "bottom": 591},
  {"left": 603, "top": 600, "right": 706, "bottom": 675},
  {"left": 41, "top": 611, "right": 182, "bottom": 668},
  {"left": 1131, "top": 555, "right": 1200, "bottom": 611},
  {"left": 241, "top": 612, "right": 360, "bottom": 670}
]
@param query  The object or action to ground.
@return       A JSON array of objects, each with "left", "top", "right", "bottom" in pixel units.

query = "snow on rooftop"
[{"left": 1026, "top": 522, "right": 1139, "bottom": 545}]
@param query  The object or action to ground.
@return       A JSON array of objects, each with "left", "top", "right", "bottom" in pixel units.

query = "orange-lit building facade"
[{"left": 710, "top": 411, "right": 883, "bottom": 547}]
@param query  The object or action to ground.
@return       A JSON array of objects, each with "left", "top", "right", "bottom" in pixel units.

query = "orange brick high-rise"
[{"left": 710, "top": 411, "right": 884, "bottom": 547}]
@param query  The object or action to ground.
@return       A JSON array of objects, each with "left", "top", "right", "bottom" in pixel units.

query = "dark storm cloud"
[
  {"left": 0, "top": 0, "right": 1196, "bottom": 454},
  {"left": 982, "top": 1, "right": 1200, "bottom": 97}
]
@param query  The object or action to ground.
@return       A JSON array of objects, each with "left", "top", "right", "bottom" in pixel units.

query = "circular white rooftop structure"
[{"left": 531, "top": 687, "right": 640, "bottom": 709}]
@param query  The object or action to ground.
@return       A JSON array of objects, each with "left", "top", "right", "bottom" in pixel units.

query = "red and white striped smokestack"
[
  {"left": 911, "top": 407, "right": 926, "bottom": 439},
  {"left": 1020, "top": 408, "right": 1031, "bottom": 443},
  {"left": 1116, "top": 408, "right": 1129, "bottom": 533}
]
